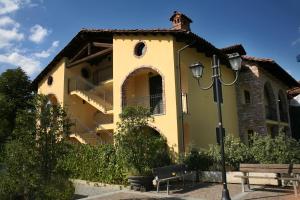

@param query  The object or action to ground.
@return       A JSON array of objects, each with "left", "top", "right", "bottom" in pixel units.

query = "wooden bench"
[
  {"left": 235, "top": 164, "right": 300, "bottom": 196},
  {"left": 152, "top": 164, "right": 192, "bottom": 194}
]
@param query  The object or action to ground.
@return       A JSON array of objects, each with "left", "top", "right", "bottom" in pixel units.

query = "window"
[
  {"left": 47, "top": 76, "right": 53, "bottom": 86},
  {"left": 244, "top": 90, "right": 251, "bottom": 104},
  {"left": 134, "top": 42, "right": 146, "bottom": 57},
  {"left": 81, "top": 68, "right": 90, "bottom": 79}
]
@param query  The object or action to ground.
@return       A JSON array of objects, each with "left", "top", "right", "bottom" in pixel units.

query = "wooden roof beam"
[
  {"left": 69, "top": 43, "right": 90, "bottom": 63},
  {"left": 92, "top": 42, "right": 113, "bottom": 48},
  {"left": 67, "top": 47, "right": 113, "bottom": 68}
]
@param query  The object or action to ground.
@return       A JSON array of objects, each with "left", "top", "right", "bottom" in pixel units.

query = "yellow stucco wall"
[
  {"left": 113, "top": 35, "right": 181, "bottom": 152},
  {"left": 38, "top": 58, "right": 66, "bottom": 104},
  {"left": 175, "top": 42, "right": 239, "bottom": 149},
  {"left": 37, "top": 33, "right": 239, "bottom": 152}
]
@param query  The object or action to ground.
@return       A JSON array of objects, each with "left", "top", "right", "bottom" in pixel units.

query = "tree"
[
  {"left": 0, "top": 67, "right": 33, "bottom": 148},
  {"left": 0, "top": 95, "right": 74, "bottom": 200},
  {"left": 115, "top": 106, "right": 171, "bottom": 176}
]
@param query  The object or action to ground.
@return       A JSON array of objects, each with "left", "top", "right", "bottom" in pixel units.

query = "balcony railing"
[
  {"left": 265, "top": 105, "right": 277, "bottom": 120},
  {"left": 122, "top": 94, "right": 165, "bottom": 115},
  {"left": 68, "top": 75, "right": 113, "bottom": 111}
]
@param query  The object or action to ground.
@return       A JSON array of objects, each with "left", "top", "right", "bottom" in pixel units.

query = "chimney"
[{"left": 170, "top": 11, "right": 193, "bottom": 31}]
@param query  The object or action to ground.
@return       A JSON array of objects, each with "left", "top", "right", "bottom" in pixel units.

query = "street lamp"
[{"left": 189, "top": 53, "right": 242, "bottom": 200}]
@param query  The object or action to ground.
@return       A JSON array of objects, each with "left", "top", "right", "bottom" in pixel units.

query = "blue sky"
[{"left": 0, "top": 0, "right": 299, "bottom": 81}]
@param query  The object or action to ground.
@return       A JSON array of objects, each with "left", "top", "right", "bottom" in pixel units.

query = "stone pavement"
[{"left": 75, "top": 182, "right": 299, "bottom": 200}]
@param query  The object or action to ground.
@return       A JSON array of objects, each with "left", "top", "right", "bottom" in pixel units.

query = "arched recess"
[
  {"left": 278, "top": 90, "right": 289, "bottom": 122},
  {"left": 121, "top": 66, "right": 165, "bottom": 115},
  {"left": 47, "top": 93, "right": 58, "bottom": 105},
  {"left": 264, "top": 82, "right": 277, "bottom": 120}
]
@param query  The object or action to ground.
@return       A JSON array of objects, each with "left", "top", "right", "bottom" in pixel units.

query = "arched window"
[
  {"left": 278, "top": 90, "right": 288, "bottom": 122},
  {"left": 264, "top": 82, "right": 277, "bottom": 120}
]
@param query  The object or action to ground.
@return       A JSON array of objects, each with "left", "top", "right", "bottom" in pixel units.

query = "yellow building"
[{"left": 32, "top": 11, "right": 298, "bottom": 152}]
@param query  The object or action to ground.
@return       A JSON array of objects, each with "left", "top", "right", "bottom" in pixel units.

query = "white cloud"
[
  {"left": 0, "top": 0, "right": 20, "bottom": 15},
  {"left": 29, "top": 24, "right": 49, "bottom": 43},
  {"left": 0, "top": 0, "right": 34, "bottom": 15},
  {"left": 34, "top": 40, "right": 59, "bottom": 58},
  {"left": 0, "top": 51, "right": 41, "bottom": 75},
  {"left": 0, "top": 27, "right": 24, "bottom": 48},
  {"left": 0, "top": 16, "right": 23, "bottom": 48},
  {"left": 292, "top": 38, "right": 300, "bottom": 46},
  {"left": 0, "top": 16, "right": 19, "bottom": 27}
]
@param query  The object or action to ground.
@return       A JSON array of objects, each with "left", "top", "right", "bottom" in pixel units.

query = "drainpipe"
[{"left": 176, "top": 40, "right": 196, "bottom": 153}]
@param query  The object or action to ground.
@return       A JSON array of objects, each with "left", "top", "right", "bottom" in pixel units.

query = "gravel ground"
[{"left": 74, "top": 182, "right": 299, "bottom": 200}]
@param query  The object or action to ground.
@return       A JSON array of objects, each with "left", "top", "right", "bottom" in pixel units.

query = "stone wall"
[{"left": 236, "top": 61, "right": 291, "bottom": 143}]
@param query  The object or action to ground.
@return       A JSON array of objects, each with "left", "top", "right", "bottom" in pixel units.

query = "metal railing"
[
  {"left": 68, "top": 75, "right": 113, "bottom": 111},
  {"left": 122, "top": 93, "right": 165, "bottom": 115}
]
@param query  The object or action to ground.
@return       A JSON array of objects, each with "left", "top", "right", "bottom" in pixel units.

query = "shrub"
[
  {"left": 59, "top": 143, "right": 126, "bottom": 184},
  {"left": 184, "top": 149, "right": 212, "bottom": 171},
  {"left": 207, "top": 135, "right": 254, "bottom": 170},
  {"left": 250, "top": 133, "right": 300, "bottom": 164},
  {"left": 115, "top": 106, "right": 171, "bottom": 176}
]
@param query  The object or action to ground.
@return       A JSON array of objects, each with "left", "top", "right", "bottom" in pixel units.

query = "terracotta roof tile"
[
  {"left": 242, "top": 55, "right": 299, "bottom": 87},
  {"left": 220, "top": 44, "right": 247, "bottom": 56}
]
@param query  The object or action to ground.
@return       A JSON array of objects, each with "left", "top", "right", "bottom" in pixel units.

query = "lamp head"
[
  {"left": 189, "top": 62, "right": 204, "bottom": 79},
  {"left": 227, "top": 53, "right": 242, "bottom": 71}
]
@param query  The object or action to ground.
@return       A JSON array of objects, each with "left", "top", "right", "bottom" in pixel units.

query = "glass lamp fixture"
[
  {"left": 228, "top": 53, "right": 242, "bottom": 71},
  {"left": 189, "top": 62, "right": 204, "bottom": 79}
]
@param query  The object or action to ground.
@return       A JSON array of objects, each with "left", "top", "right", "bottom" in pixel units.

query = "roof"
[
  {"left": 220, "top": 44, "right": 247, "bottom": 56},
  {"left": 242, "top": 55, "right": 299, "bottom": 88},
  {"left": 287, "top": 82, "right": 300, "bottom": 97},
  {"left": 32, "top": 29, "right": 230, "bottom": 89},
  {"left": 170, "top": 11, "right": 193, "bottom": 23}
]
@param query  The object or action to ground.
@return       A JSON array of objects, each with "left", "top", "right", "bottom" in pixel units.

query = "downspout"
[{"left": 176, "top": 40, "right": 196, "bottom": 153}]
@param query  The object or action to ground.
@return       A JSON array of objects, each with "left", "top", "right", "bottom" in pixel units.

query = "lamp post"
[{"left": 189, "top": 53, "right": 242, "bottom": 200}]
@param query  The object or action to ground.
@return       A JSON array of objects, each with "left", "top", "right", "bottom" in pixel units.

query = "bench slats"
[
  {"left": 240, "top": 164, "right": 291, "bottom": 173},
  {"left": 292, "top": 164, "right": 300, "bottom": 174}
]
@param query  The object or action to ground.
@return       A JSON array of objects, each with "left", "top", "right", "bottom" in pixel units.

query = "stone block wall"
[{"left": 236, "top": 61, "right": 291, "bottom": 143}]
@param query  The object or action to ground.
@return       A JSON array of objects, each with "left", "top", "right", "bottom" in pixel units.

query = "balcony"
[{"left": 122, "top": 93, "right": 165, "bottom": 115}]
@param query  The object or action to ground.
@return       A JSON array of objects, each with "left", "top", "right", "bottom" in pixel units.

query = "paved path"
[{"left": 75, "top": 182, "right": 299, "bottom": 200}]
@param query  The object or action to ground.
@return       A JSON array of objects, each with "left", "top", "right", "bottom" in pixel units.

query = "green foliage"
[
  {"left": 0, "top": 95, "right": 74, "bottom": 199},
  {"left": 115, "top": 106, "right": 171, "bottom": 176},
  {"left": 0, "top": 68, "right": 33, "bottom": 148},
  {"left": 184, "top": 149, "right": 212, "bottom": 171},
  {"left": 251, "top": 133, "right": 300, "bottom": 164},
  {"left": 59, "top": 143, "right": 126, "bottom": 184},
  {"left": 207, "top": 135, "right": 254, "bottom": 170}
]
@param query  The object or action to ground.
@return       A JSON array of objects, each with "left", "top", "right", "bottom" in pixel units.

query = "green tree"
[
  {"left": 0, "top": 67, "right": 33, "bottom": 148},
  {"left": 0, "top": 95, "right": 74, "bottom": 200},
  {"left": 115, "top": 106, "right": 171, "bottom": 176}
]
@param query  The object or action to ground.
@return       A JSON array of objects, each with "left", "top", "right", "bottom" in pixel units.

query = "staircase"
[
  {"left": 70, "top": 90, "right": 113, "bottom": 114},
  {"left": 70, "top": 118, "right": 105, "bottom": 146},
  {"left": 68, "top": 76, "right": 113, "bottom": 114},
  {"left": 69, "top": 132, "right": 103, "bottom": 145}
]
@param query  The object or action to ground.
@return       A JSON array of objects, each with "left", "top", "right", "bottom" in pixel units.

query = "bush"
[
  {"left": 37, "top": 177, "right": 74, "bottom": 200},
  {"left": 184, "top": 149, "right": 212, "bottom": 171},
  {"left": 115, "top": 106, "right": 171, "bottom": 176},
  {"left": 59, "top": 143, "right": 126, "bottom": 184},
  {"left": 207, "top": 135, "right": 254, "bottom": 170},
  {"left": 251, "top": 133, "right": 300, "bottom": 164}
]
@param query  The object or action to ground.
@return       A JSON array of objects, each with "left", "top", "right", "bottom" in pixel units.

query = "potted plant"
[{"left": 115, "top": 106, "right": 171, "bottom": 191}]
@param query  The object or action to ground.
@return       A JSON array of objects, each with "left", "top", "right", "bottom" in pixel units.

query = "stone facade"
[{"left": 236, "top": 59, "right": 291, "bottom": 143}]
